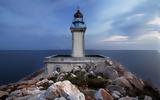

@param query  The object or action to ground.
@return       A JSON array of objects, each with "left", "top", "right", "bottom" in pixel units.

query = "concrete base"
[{"left": 44, "top": 55, "right": 106, "bottom": 76}]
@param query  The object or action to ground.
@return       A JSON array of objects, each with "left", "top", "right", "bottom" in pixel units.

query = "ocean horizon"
[{"left": 0, "top": 50, "right": 160, "bottom": 88}]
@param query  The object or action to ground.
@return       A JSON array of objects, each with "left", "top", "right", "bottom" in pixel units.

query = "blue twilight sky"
[{"left": 0, "top": 0, "right": 160, "bottom": 50}]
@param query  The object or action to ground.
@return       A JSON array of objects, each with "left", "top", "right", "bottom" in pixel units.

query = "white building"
[{"left": 70, "top": 9, "right": 86, "bottom": 57}]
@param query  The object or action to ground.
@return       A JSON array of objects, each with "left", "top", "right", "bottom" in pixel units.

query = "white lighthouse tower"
[{"left": 70, "top": 9, "right": 86, "bottom": 57}]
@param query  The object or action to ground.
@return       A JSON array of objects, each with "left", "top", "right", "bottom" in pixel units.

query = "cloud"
[
  {"left": 102, "top": 35, "right": 128, "bottom": 42},
  {"left": 147, "top": 16, "right": 160, "bottom": 25},
  {"left": 126, "top": 13, "right": 145, "bottom": 20},
  {"left": 0, "top": 0, "right": 160, "bottom": 50},
  {"left": 136, "top": 31, "right": 160, "bottom": 42}
]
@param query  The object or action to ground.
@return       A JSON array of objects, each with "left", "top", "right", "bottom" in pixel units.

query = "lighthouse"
[
  {"left": 45, "top": 9, "right": 106, "bottom": 76},
  {"left": 70, "top": 9, "right": 86, "bottom": 57}
]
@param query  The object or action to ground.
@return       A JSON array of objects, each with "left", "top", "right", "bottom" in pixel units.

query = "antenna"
[{"left": 77, "top": 5, "right": 80, "bottom": 10}]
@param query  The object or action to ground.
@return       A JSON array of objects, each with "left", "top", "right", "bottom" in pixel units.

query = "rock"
[
  {"left": 95, "top": 88, "right": 113, "bottom": 100},
  {"left": 6, "top": 87, "right": 42, "bottom": 100},
  {"left": 43, "top": 80, "right": 85, "bottom": 100},
  {"left": 9, "top": 90, "right": 23, "bottom": 97},
  {"left": 112, "top": 76, "right": 132, "bottom": 89},
  {"left": 105, "top": 59, "right": 113, "bottom": 66},
  {"left": 56, "top": 73, "right": 66, "bottom": 81},
  {"left": 123, "top": 72, "right": 144, "bottom": 90},
  {"left": 97, "top": 76, "right": 102, "bottom": 79},
  {"left": 55, "top": 97, "right": 67, "bottom": 100},
  {"left": 83, "top": 89, "right": 96, "bottom": 100},
  {"left": 36, "top": 79, "right": 49, "bottom": 86},
  {"left": 0, "top": 91, "right": 8, "bottom": 99},
  {"left": 111, "top": 91, "right": 121, "bottom": 99},
  {"left": 94, "top": 66, "right": 119, "bottom": 80},
  {"left": 106, "top": 85, "right": 126, "bottom": 95},
  {"left": 7, "top": 90, "right": 46, "bottom": 100},
  {"left": 70, "top": 73, "right": 77, "bottom": 78},
  {"left": 88, "top": 71, "right": 96, "bottom": 78},
  {"left": 144, "top": 95, "right": 152, "bottom": 100},
  {"left": 119, "top": 96, "right": 138, "bottom": 100},
  {"left": 87, "top": 77, "right": 108, "bottom": 88},
  {"left": 53, "top": 70, "right": 59, "bottom": 76},
  {"left": 0, "top": 85, "right": 8, "bottom": 91},
  {"left": 16, "top": 80, "right": 37, "bottom": 89},
  {"left": 72, "top": 66, "right": 81, "bottom": 73},
  {"left": 48, "top": 80, "right": 54, "bottom": 84},
  {"left": 81, "top": 68, "right": 86, "bottom": 73}
]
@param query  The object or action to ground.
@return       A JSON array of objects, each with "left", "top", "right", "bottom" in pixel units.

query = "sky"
[{"left": 0, "top": 0, "right": 160, "bottom": 50}]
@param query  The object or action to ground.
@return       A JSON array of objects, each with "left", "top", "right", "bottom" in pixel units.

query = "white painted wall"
[{"left": 72, "top": 31, "right": 84, "bottom": 57}]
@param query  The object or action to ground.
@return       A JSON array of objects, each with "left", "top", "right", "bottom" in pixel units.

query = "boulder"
[
  {"left": 0, "top": 85, "right": 8, "bottom": 91},
  {"left": 53, "top": 71, "right": 59, "bottom": 76},
  {"left": 36, "top": 79, "right": 49, "bottom": 86},
  {"left": 94, "top": 66, "right": 119, "bottom": 80},
  {"left": 43, "top": 80, "right": 85, "bottom": 100},
  {"left": 18, "top": 79, "right": 37, "bottom": 86},
  {"left": 55, "top": 97, "right": 66, "bottom": 100},
  {"left": 81, "top": 68, "right": 86, "bottom": 73},
  {"left": 112, "top": 76, "right": 132, "bottom": 89},
  {"left": 6, "top": 87, "right": 42, "bottom": 100},
  {"left": 95, "top": 88, "right": 113, "bottom": 100},
  {"left": 83, "top": 89, "right": 96, "bottom": 100},
  {"left": 123, "top": 72, "right": 144, "bottom": 90},
  {"left": 106, "top": 85, "right": 126, "bottom": 95},
  {"left": 111, "top": 91, "right": 121, "bottom": 99},
  {"left": 144, "top": 95, "right": 152, "bottom": 100},
  {"left": 119, "top": 96, "right": 138, "bottom": 100},
  {"left": 48, "top": 80, "right": 54, "bottom": 84},
  {"left": 0, "top": 91, "right": 8, "bottom": 99},
  {"left": 105, "top": 59, "right": 113, "bottom": 66},
  {"left": 72, "top": 66, "right": 81, "bottom": 73},
  {"left": 56, "top": 73, "right": 66, "bottom": 81}
]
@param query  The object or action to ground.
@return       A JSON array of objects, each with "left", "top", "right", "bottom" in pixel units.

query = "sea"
[{"left": 0, "top": 50, "right": 160, "bottom": 88}]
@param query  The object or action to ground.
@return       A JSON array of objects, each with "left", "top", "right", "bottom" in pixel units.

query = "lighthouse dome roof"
[{"left": 74, "top": 9, "right": 83, "bottom": 18}]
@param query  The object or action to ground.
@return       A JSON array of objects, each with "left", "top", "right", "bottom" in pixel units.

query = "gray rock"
[
  {"left": 94, "top": 66, "right": 119, "bottom": 80},
  {"left": 53, "top": 70, "right": 59, "bottom": 76},
  {"left": 119, "top": 96, "right": 138, "bottom": 100},
  {"left": 0, "top": 85, "right": 8, "bottom": 90},
  {"left": 6, "top": 87, "right": 42, "bottom": 100},
  {"left": 112, "top": 76, "right": 133, "bottom": 89},
  {"left": 81, "top": 68, "right": 86, "bottom": 73},
  {"left": 70, "top": 73, "right": 77, "bottom": 78},
  {"left": 83, "top": 89, "right": 96, "bottom": 100},
  {"left": 48, "top": 80, "right": 54, "bottom": 84},
  {"left": 123, "top": 72, "right": 144, "bottom": 90},
  {"left": 106, "top": 85, "right": 126, "bottom": 95},
  {"left": 55, "top": 97, "right": 66, "bottom": 100},
  {"left": 112, "top": 91, "right": 121, "bottom": 99},
  {"left": 144, "top": 95, "right": 152, "bottom": 100},
  {"left": 72, "top": 66, "right": 81, "bottom": 73}
]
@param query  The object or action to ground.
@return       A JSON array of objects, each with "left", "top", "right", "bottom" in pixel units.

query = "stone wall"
[{"left": 44, "top": 56, "right": 106, "bottom": 76}]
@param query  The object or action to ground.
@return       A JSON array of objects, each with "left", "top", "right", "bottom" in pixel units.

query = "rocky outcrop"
[
  {"left": 5, "top": 80, "right": 85, "bottom": 100},
  {"left": 0, "top": 58, "right": 160, "bottom": 100}
]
